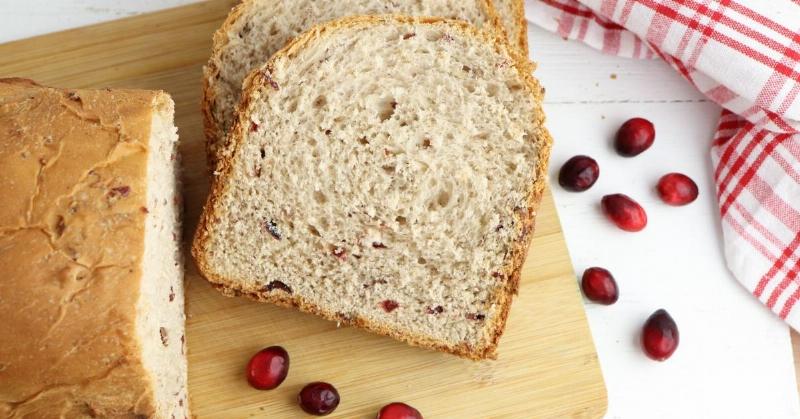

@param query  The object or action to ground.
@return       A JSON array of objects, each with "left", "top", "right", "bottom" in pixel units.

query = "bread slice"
[
  {"left": 494, "top": 0, "right": 528, "bottom": 55},
  {"left": 0, "top": 79, "right": 188, "bottom": 417},
  {"left": 202, "top": 0, "right": 514, "bottom": 169},
  {"left": 193, "top": 16, "right": 552, "bottom": 360}
]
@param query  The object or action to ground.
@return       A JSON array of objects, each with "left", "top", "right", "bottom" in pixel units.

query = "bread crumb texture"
[
  {"left": 194, "top": 17, "right": 551, "bottom": 360},
  {"left": 203, "top": 0, "right": 506, "bottom": 167}
]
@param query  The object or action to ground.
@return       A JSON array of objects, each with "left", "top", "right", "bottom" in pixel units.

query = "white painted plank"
[
  {"left": 529, "top": 31, "right": 708, "bottom": 103},
  {"left": 532, "top": 23, "right": 800, "bottom": 418}
]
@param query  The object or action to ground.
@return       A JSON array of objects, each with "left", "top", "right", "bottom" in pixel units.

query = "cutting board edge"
[{"left": 0, "top": 2, "right": 610, "bottom": 417}]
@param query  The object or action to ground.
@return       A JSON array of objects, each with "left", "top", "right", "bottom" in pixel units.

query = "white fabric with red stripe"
[{"left": 526, "top": 0, "right": 800, "bottom": 329}]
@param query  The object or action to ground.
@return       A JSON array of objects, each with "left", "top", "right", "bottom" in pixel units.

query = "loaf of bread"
[
  {"left": 193, "top": 16, "right": 551, "bottom": 360},
  {"left": 0, "top": 79, "right": 188, "bottom": 418},
  {"left": 202, "top": 0, "right": 528, "bottom": 169},
  {"left": 494, "top": 0, "right": 528, "bottom": 55}
]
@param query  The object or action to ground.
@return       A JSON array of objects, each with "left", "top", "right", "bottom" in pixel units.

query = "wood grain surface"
[{"left": 0, "top": 1, "right": 607, "bottom": 417}]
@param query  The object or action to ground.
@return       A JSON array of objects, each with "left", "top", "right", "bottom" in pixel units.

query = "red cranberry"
[
  {"left": 615, "top": 118, "right": 655, "bottom": 157},
  {"left": 657, "top": 173, "right": 699, "bottom": 206},
  {"left": 332, "top": 246, "right": 347, "bottom": 261},
  {"left": 246, "top": 346, "right": 289, "bottom": 390},
  {"left": 378, "top": 402, "right": 423, "bottom": 419},
  {"left": 641, "top": 309, "right": 679, "bottom": 361},
  {"left": 381, "top": 300, "right": 399, "bottom": 312},
  {"left": 601, "top": 194, "right": 647, "bottom": 232},
  {"left": 581, "top": 267, "right": 619, "bottom": 305},
  {"left": 558, "top": 155, "right": 600, "bottom": 192},
  {"left": 298, "top": 382, "right": 340, "bottom": 416}
]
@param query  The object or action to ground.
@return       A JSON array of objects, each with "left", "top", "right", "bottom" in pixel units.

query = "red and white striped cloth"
[{"left": 526, "top": 0, "right": 800, "bottom": 329}]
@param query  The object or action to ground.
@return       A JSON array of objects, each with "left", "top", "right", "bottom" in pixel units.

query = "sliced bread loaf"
[
  {"left": 193, "top": 16, "right": 552, "bottom": 360},
  {"left": 202, "top": 0, "right": 523, "bottom": 169},
  {"left": 494, "top": 0, "right": 528, "bottom": 55},
  {"left": 0, "top": 79, "right": 187, "bottom": 417}
]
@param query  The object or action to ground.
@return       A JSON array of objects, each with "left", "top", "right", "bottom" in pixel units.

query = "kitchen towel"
[{"left": 526, "top": 0, "right": 800, "bottom": 329}]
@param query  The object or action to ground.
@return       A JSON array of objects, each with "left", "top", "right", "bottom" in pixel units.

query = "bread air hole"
[
  {"left": 506, "top": 82, "right": 523, "bottom": 92},
  {"left": 312, "top": 95, "right": 327, "bottom": 108},
  {"left": 486, "top": 83, "right": 499, "bottom": 97},
  {"left": 437, "top": 190, "right": 451, "bottom": 207},
  {"left": 465, "top": 81, "right": 476, "bottom": 93},
  {"left": 313, "top": 191, "right": 327, "bottom": 204},
  {"left": 377, "top": 96, "right": 397, "bottom": 122}
]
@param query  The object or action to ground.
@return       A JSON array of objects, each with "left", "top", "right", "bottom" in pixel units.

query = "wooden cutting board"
[{"left": 0, "top": 2, "right": 607, "bottom": 417}]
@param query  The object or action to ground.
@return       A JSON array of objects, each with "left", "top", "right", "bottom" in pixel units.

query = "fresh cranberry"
[
  {"left": 641, "top": 309, "right": 679, "bottom": 361},
  {"left": 615, "top": 118, "right": 655, "bottom": 157},
  {"left": 601, "top": 194, "right": 647, "bottom": 232},
  {"left": 378, "top": 402, "right": 423, "bottom": 419},
  {"left": 298, "top": 382, "right": 340, "bottom": 416},
  {"left": 558, "top": 155, "right": 600, "bottom": 192},
  {"left": 581, "top": 267, "right": 619, "bottom": 305},
  {"left": 657, "top": 173, "right": 699, "bottom": 206},
  {"left": 246, "top": 346, "right": 289, "bottom": 390}
]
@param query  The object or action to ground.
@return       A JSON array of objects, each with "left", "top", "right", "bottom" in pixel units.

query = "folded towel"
[{"left": 527, "top": 0, "right": 800, "bottom": 329}]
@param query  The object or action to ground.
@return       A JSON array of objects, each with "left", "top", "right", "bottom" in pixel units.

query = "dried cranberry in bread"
[
  {"left": 202, "top": 0, "right": 530, "bottom": 170},
  {"left": 193, "top": 16, "right": 552, "bottom": 360},
  {"left": 0, "top": 79, "right": 187, "bottom": 417}
]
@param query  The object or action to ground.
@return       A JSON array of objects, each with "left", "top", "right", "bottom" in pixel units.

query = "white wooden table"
[{"left": 2, "top": 1, "right": 798, "bottom": 417}]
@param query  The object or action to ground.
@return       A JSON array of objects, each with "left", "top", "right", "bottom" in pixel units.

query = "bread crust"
[
  {"left": 487, "top": 0, "right": 528, "bottom": 55},
  {"left": 201, "top": 0, "right": 248, "bottom": 171},
  {"left": 192, "top": 15, "right": 552, "bottom": 360},
  {"left": 512, "top": 0, "right": 529, "bottom": 55},
  {"left": 201, "top": 0, "right": 509, "bottom": 172},
  {"left": 0, "top": 78, "right": 175, "bottom": 416}
]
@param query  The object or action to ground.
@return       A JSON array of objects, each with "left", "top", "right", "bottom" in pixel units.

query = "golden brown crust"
[
  {"left": 480, "top": 0, "right": 507, "bottom": 45},
  {"left": 201, "top": 0, "right": 248, "bottom": 172},
  {"left": 512, "top": 0, "right": 529, "bottom": 55},
  {"left": 201, "top": 0, "right": 511, "bottom": 172},
  {"left": 192, "top": 15, "right": 552, "bottom": 360},
  {"left": 468, "top": 14, "right": 549, "bottom": 358},
  {"left": 487, "top": 0, "right": 529, "bottom": 55},
  {"left": 0, "top": 79, "right": 171, "bottom": 416}
]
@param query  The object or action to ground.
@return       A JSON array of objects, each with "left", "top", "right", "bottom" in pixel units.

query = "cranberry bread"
[
  {"left": 193, "top": 16, "right": 552, "bottom": 360},
  {"left": 494, "top": 0, "right": 528, "bottom": 55},
  {"left": 202, "top": 0, "right": 523, "bottom": 169},
  {"left": 0, "top": 79, "right": 187, "bottom": 417}
]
